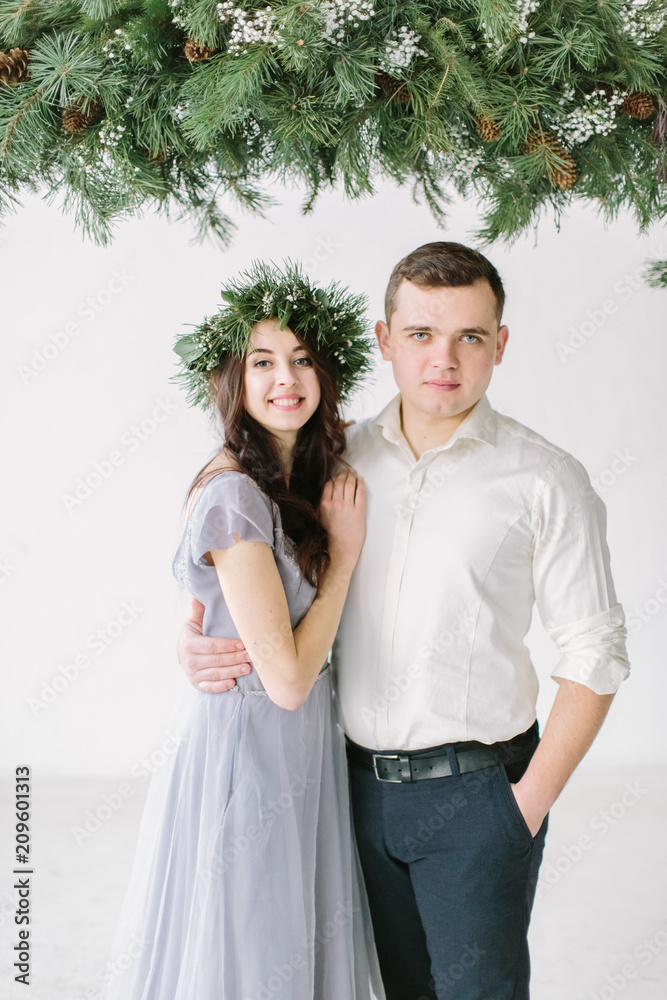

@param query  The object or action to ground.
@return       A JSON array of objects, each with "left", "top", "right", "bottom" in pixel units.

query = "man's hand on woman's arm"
[{"left": 177, "top": 598, "right": 252, "bottom": 693}]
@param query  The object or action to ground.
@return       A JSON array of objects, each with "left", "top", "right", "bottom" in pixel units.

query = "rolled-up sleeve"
[{"left": 531, "top": 454, "right": 630, "bottom": 694}]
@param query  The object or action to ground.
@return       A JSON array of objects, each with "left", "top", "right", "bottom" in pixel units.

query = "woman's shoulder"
[
  {"left": 186, "top": 452, "right": 266, "bottom": 517},
  {"left": 184, "top": 467, "right": 276, "bottom": 566},
  {"left": 189, "top": 469, "right": 271, "bottom": 520}
]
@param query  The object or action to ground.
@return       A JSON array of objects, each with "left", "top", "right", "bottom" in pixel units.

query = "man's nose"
[{"left": 430, "top": 341, "right": 458, "bottom": 368}]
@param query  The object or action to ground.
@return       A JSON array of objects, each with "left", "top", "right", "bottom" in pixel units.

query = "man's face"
[{"left": 376, "top": 279, "right": 509, "bottom": 424}]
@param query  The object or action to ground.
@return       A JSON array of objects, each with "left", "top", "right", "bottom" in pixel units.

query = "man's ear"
[
  {"left": 494, "top": 325, "right": 509, "bottom": 366},
  {"left": 375, "top": 319, "right": 393, "bottom": 361}
]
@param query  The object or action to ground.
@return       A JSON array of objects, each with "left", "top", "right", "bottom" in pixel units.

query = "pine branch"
[
  {"left": 0, "top": 0, "right": 665, "bottom": 246},
  {"left": 645, "top": 260, "right": 667, "bottom": 288},
  {"left": 181, "top": 47, "right": 280, "bottom": 148},
  {"left": 175, "top": 192, "right": 237, "bottom": 249},
  {"left": 0, "top": 80, "right": 47, "bottom": 157},
  {"left": 80, "top": 0, "right": 124, "bottom": 18}
]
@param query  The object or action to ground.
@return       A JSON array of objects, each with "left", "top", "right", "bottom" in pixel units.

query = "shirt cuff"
[{"left": 547, "top": 604, "right": 630, "bottom": 695}]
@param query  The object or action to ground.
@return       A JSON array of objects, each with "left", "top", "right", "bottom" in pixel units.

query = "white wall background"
[{"left": 2, "top": 180, "right": 666, "bottom": 784}]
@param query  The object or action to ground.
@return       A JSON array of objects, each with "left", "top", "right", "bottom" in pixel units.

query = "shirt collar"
[{"left": 372, "top": 393, "right": 498, "bottom": 454}]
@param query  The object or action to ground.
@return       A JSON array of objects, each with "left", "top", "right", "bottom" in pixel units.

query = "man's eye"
[
  {"left": 412, "top": 332, "right": 429, "bottom": 341},
  {"left": 463, "top": 335, "right": 479, "bottom": 343}
]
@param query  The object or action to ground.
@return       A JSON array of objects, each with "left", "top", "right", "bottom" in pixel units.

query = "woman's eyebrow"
[{"left": 248, "top": 346, "right": 308, "bottom": 354}]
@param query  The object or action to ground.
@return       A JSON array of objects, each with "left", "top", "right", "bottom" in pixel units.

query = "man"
[{"left": 177, "top": 243, "right": 629, "bottom": 999}]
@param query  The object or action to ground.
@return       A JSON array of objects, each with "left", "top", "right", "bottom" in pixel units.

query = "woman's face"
[{"left": 243, "top": 319, "right": 321, "bottom": 447}]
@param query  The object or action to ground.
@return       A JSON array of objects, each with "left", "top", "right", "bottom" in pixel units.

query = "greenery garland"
[
  {"left": 645, "top": 258, "right": 667, "bottom": 288},
  {"left": 0, "top": 0, "right": 665, "bottom": 272},
  {"left": 172, "top": 259, "right": 375, "bottom": 407}
]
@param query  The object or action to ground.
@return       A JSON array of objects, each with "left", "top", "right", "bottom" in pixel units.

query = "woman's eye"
[
  {"left": 253, "top": 359, "right": 270, "bottom": 367},
  {"left": 294, "top": 356, "right": 312, "bottom": 366}
]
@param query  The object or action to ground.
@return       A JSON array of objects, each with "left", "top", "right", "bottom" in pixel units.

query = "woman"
[{"left": 100, "top": 262, "right": 385, "bottom": 999}]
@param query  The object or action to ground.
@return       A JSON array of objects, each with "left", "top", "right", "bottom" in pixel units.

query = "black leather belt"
[{"left": 345, "top": 742, "right": 500, "bottom": 783}]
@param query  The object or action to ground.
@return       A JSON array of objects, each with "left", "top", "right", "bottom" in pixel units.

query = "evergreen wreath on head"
[
  {"left": 173, "top": 259, "right": 375, "bottom": 407},
  {"left": 0, "top": 0, "right": 665, "bottom": 263}
]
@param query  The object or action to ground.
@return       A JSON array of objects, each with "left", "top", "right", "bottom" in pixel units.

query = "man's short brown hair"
[{"left": 385, "top": 242, "right": 505, "bottom": 324}]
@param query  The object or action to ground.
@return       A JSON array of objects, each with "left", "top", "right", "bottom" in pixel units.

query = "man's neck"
[{"left": 399, "top": 399, "right": 476, "bottom": 460}]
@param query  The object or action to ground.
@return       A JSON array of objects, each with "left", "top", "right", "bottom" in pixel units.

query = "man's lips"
[{"left": 425, "top": 381, "right": 460, "bottom": 390}]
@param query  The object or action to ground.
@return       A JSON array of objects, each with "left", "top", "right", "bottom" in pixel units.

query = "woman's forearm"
[
  {"left": 286, "top": 558, "right": 355, "bottom": 706},
  {"left": 211, "top": 544, "right": 355, "bottom": 710}
]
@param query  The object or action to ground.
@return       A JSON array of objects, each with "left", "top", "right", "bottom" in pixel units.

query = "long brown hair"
[{"left": 187, "top": 325, "right": 347, "bottom": 587}]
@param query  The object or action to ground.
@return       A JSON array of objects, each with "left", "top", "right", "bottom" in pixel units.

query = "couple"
[{"left": 103, "top": 243, "right": 629, "bottom": 1000}]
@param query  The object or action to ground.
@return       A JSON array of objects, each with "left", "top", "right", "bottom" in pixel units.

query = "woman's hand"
[{"left": 319, "top": 471, "right": 366, "bottom": 575}]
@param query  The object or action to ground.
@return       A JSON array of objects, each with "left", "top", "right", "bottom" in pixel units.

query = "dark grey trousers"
[{"left": 347, "top": 723, "right": 548, "bottom": 1000}]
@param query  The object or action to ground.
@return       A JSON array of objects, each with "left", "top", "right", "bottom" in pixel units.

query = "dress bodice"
[{"left": 172, "top": 471, "right": 317, "bottom": 695}]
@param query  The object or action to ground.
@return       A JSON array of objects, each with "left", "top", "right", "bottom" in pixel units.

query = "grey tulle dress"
[{"left": 100, "top": 471, "right": 385, "bottom": 1000}]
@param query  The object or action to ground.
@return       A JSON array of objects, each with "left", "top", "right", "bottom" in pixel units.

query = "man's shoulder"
[
  {"left": 494, "top": 409, "right": 571, "bottom": 463},
  {"left": 492, "top": 409, "right": 591, "bottom": 487},
  {"left": 344, "top": 414, "right": 377, "bottom": 457}
]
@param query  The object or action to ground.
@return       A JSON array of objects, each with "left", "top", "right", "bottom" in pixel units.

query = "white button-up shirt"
[{"left": 333, "top": 394, "right": 629, "bottom": 750}]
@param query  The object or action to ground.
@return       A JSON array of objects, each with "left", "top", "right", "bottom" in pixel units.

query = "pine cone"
[
  {"left": 184, "top": 39, "right": 215, "bottom": 62},
  {"left": 62, "top": 97, "right": 105, "bottom": 134},
  {"left": 476, "top": 115, "right": 501, "bottom": 143},
  {"left": 618, "top": 92, "right": 655, "bottom": 120},
  {"left": 375, "top": 71, "right": 410, "bottom": 104},
  {"left": 0, "top": 48, "right": 30, "bottom": 86},
  {"left": 550, "top": 162, "right": 578, "bottom": 190},
  {"left": 523, "top": 130, "right": 578, "bottom": 190}
]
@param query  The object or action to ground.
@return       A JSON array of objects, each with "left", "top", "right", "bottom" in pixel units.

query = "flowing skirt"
[{"left": 100, "top": 669, "right": 385, "bottom": 1000}]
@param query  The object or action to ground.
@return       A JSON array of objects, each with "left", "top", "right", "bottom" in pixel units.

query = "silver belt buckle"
[{"left": 372, "top": 753, "right": 411, "bottom": 782}]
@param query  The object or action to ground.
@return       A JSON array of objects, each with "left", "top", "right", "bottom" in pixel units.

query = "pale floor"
[{"left": 0, "top": 767, "right": 665, "bottom": 1000}]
